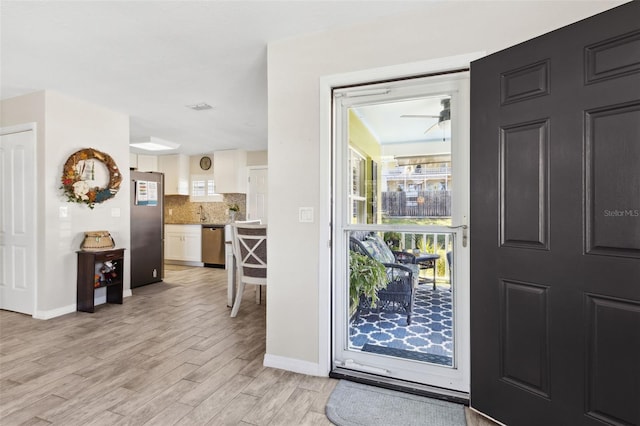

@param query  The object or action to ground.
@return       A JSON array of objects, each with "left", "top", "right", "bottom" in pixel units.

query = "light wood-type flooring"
[{"left": 0, "top": 265, "right": 496, "bottom": 426}]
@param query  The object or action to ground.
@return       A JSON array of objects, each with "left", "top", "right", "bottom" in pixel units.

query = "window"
[
  {"left": 190, "top": 174, "right": 223, "bottom": 202},
  {"left": 349, "top": 148, "right": 367, "bottom": 224}
]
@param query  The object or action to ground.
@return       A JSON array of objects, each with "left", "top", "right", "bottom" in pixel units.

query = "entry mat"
[{"left": 326, "top": 380, "right": 467, "bottom": 426}]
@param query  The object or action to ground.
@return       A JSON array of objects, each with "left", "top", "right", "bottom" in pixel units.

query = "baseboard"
[
  {"left": 263, "top": 354, "right": 327, "bottom": 377},
  {"left": 33, "top": 304, "right": 76, "bottom": 320},
  {"left": 33, "top": 290, "right": 132, "bottom": 320},
  {"left": 165, "top": 260, "right": 204, "bottom": 267}
]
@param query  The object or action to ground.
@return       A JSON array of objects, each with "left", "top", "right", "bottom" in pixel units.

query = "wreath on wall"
[{"left": 60, "top": 148, "right": 122, "bottom": 209}]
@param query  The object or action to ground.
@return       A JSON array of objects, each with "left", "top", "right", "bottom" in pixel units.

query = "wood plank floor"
[{"left": 1, "top": 266, "right": 495, "bottom": 425}]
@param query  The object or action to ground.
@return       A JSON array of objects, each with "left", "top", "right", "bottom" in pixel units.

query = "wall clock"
[{"left": 199, "top": 156, "right": 212, "bottom": 170}]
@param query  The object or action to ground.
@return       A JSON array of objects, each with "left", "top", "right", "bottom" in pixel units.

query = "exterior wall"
[
  {"left": 266, "top": 1, "right": 625, "bottom": 372},
  {"left": 1, "top": 90, "right": 131, "bottom": 317}
]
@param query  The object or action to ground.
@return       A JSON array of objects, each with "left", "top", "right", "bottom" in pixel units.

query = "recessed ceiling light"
[
  {"left": 130, "top": 137, "right": 180, "bottom": 151},
  {"left": 186, "top": 103, "right": 214, "bottom": 111}
]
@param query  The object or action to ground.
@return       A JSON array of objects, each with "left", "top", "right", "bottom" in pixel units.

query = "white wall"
[
  {"left": 247, "top": 150, "right": 268, "bottom": 166},
  {"left": 1, "top": 90, "right": 131, "bottom": 317},
  {"left": 266, "top": 1, "right": 625, "bottom": 372}
]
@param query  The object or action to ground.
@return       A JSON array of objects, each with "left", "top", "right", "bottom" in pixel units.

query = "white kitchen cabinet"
[
  {"left": 165, "top": 224, "right": 202, "bottom": 263},
  {"left": 130, "top": 153, "right": 138, "bottom": 169},
  {"left": 136, "top": 154, "right": 159, "bottom": 172},
  {"left": 130, "top": 153, "right": 159, "bottom": 172},
  {"left": 213, "top": 149, "right": 247, "bottom": 193},
  {"left": 158, "top": 154, "right": 189, "bottom": 195}
]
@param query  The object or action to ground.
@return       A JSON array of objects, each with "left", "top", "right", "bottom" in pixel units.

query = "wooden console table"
[{"left": 76, "top": 248, "right": 125, "bottom": 313}]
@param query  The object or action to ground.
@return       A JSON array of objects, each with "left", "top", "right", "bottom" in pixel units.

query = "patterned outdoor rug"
[
  {"left": 349, "top": 286, "right": 453, "bottom": 366},
  {"left": 326, "top": 380, "right": 466, "bottom": 426},
  {"left": 362, "top": 343, "right": 452, "bottom": 366}
]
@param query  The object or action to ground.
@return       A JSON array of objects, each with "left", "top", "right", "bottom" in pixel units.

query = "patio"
[{"left": 349, "top": 284, "right": 454, "bottom": 367}]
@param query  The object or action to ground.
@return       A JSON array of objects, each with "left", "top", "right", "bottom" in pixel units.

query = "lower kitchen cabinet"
[{"left": 165, "top": 224, "right": 202, "bottom": 263}]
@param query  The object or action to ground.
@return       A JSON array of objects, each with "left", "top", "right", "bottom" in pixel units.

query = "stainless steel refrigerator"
[{"left": 130, "top": 171, "right": 164, "bottom": 288}]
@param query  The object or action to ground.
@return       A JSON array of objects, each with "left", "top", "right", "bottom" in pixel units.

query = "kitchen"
[{"left": 129, "top": 147, "right": 268, "bottom": 288}]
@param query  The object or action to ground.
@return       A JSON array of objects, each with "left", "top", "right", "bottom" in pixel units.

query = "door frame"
[
  {"left": 318, "top": 52, "right": 485, "bottom": 378},
  {"left": 246, "top": 165, "right": 268, "bottom": 223},
  {"left": 0, "top": 122, "right": 38, "bottom": 316},
  {"left": 332, "top": 75, "right": 471, "bottom": 392}
]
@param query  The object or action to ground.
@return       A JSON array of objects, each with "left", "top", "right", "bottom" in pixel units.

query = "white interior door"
[
  {"left": 0, "top": 126, "right": 37, "bottom": 315},
  {"left": 247, "top": 167, "right": 268, "bottom": 224},
  {"left": 332, "top": 73, "right": 470, "bottom": 395}
]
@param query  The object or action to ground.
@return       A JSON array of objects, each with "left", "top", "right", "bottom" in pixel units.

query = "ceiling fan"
[{"left": 401, "top": 98, "right": 451, "bottom": 134}]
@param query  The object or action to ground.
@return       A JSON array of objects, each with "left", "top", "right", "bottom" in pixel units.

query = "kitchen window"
[{"left": 190, "top": 174, "right": 223, "bottom": 202}]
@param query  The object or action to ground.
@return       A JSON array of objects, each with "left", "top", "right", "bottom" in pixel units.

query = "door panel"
[
  {"left": 0, "top": 129, "right": 36, "bottom": 315},
  {"left": 585, "top": 102, "right": 640, "bottom": 256},
  {"left": 470, "top": 3, "right": 640, "bottom": 425}
]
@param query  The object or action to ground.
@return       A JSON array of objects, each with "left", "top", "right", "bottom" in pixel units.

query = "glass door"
[{"left": 332, "top": 73, "right": 470, "bottom": 393}]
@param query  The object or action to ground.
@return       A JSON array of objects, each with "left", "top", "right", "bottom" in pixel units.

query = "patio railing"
[
  {"left": 382, "top": 190, "right": 451, "bottom": 217},
  {"left": 383, "top": 230, "right": 453, "bottom": 284}
]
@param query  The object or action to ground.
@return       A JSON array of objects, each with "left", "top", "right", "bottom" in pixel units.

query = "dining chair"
[
  {"left": 230, "top": 223, "right": 267, "bottom": 317},
  {"left": 235, "top": 220, "right": 262, "bottom": 303}
]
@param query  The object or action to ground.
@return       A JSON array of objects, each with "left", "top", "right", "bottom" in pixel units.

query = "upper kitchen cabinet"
[
  {"left": 214, "top": 150, "right": 247, "bottom": 193},
  {"left": 136, "top": 155, "right": 159, "bottom": 172},
  {"left": 130, "top": 153, "right": 159, "bottom": 172},
  {"left": 158, "top": 154, "right": 189, "bottom": 195}
]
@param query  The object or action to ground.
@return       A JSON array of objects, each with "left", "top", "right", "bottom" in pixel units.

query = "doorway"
[
  {"left": 331, "top": 72, "right": 470, "bottom": 395},
  {"left": 0, "top": 124, "right": 37, "bottom": 316}
]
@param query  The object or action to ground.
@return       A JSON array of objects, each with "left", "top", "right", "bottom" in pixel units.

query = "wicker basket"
[{"left": 80, "top": 231, "right": 115, "bottom": 251}]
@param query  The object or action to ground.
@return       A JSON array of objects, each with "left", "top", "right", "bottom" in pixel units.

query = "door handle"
[{"left": 447, "top": 224, "right": 468, "bottom": 248}]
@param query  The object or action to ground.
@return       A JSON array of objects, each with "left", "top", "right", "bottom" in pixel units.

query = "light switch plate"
[
  {"left": 299, "top": 207, "right": 314, "bottom": 223},
  {"left": 59, "top": 206, "right": 68, "bottom": 218}
]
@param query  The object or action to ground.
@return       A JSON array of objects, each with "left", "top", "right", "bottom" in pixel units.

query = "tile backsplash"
[{"left": 164, "top": 194, "right": 246, "bottom": 224}]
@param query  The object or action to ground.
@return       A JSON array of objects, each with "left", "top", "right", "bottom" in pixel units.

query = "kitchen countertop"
[{"left": 165, "top": 222, "right": 227, "bottom": 227}]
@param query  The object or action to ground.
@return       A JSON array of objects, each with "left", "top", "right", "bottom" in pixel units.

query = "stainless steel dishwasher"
[{"left": 202, "top": 225, "right": 225, "bottom": 267}]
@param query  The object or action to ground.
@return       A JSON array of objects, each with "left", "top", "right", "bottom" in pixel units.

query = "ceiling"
[
  {"left": 0, "top": 0, "right": 440, "bottom": 156},
  {"left": 353, "top": 96, "right": 451, "bottom": 145}
]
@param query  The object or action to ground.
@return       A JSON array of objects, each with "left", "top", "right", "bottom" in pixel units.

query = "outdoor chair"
[
  {"left": 349, "top": 232, "right": 417, "bottom": 325},
  {"left": 230, "top": 223, "right": 267, "bottom": 317}
]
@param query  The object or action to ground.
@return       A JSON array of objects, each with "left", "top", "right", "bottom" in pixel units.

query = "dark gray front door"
[{"left": 470, "top": 3, "right": 640, "bottom": 425}]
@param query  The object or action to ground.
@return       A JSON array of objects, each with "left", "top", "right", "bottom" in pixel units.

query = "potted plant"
[
  {"left": 228, "top": 203, "right": 240, "bottom": 221},
  {"left": 383, "top": 231, "right": 402, "bottom": 251},
  {"left": 412, "top": 234, "right": 422, "bottom": 254},
  {"left": 349, "top": 251, "right": 387, "bottom": 318}
]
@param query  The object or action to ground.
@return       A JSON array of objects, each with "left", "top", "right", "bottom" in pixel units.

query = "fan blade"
[{"left": 424, "top": 122, "right": 439, "bottom": 134}]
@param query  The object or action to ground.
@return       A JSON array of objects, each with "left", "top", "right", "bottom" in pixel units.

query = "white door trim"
[
  {"left": 246, "top": 165, "right": 268, "bottom": 223},
  {"left": 318, "top": 52, "right": 485, "bottom": 378},
  {"left": 1, "top": 122, "right": 38, "bottom": 317}
]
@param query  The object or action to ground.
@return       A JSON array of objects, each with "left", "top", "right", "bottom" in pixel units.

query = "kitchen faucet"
[{"left": 199, "top": 205, "right": 207, "bottom": 222}]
